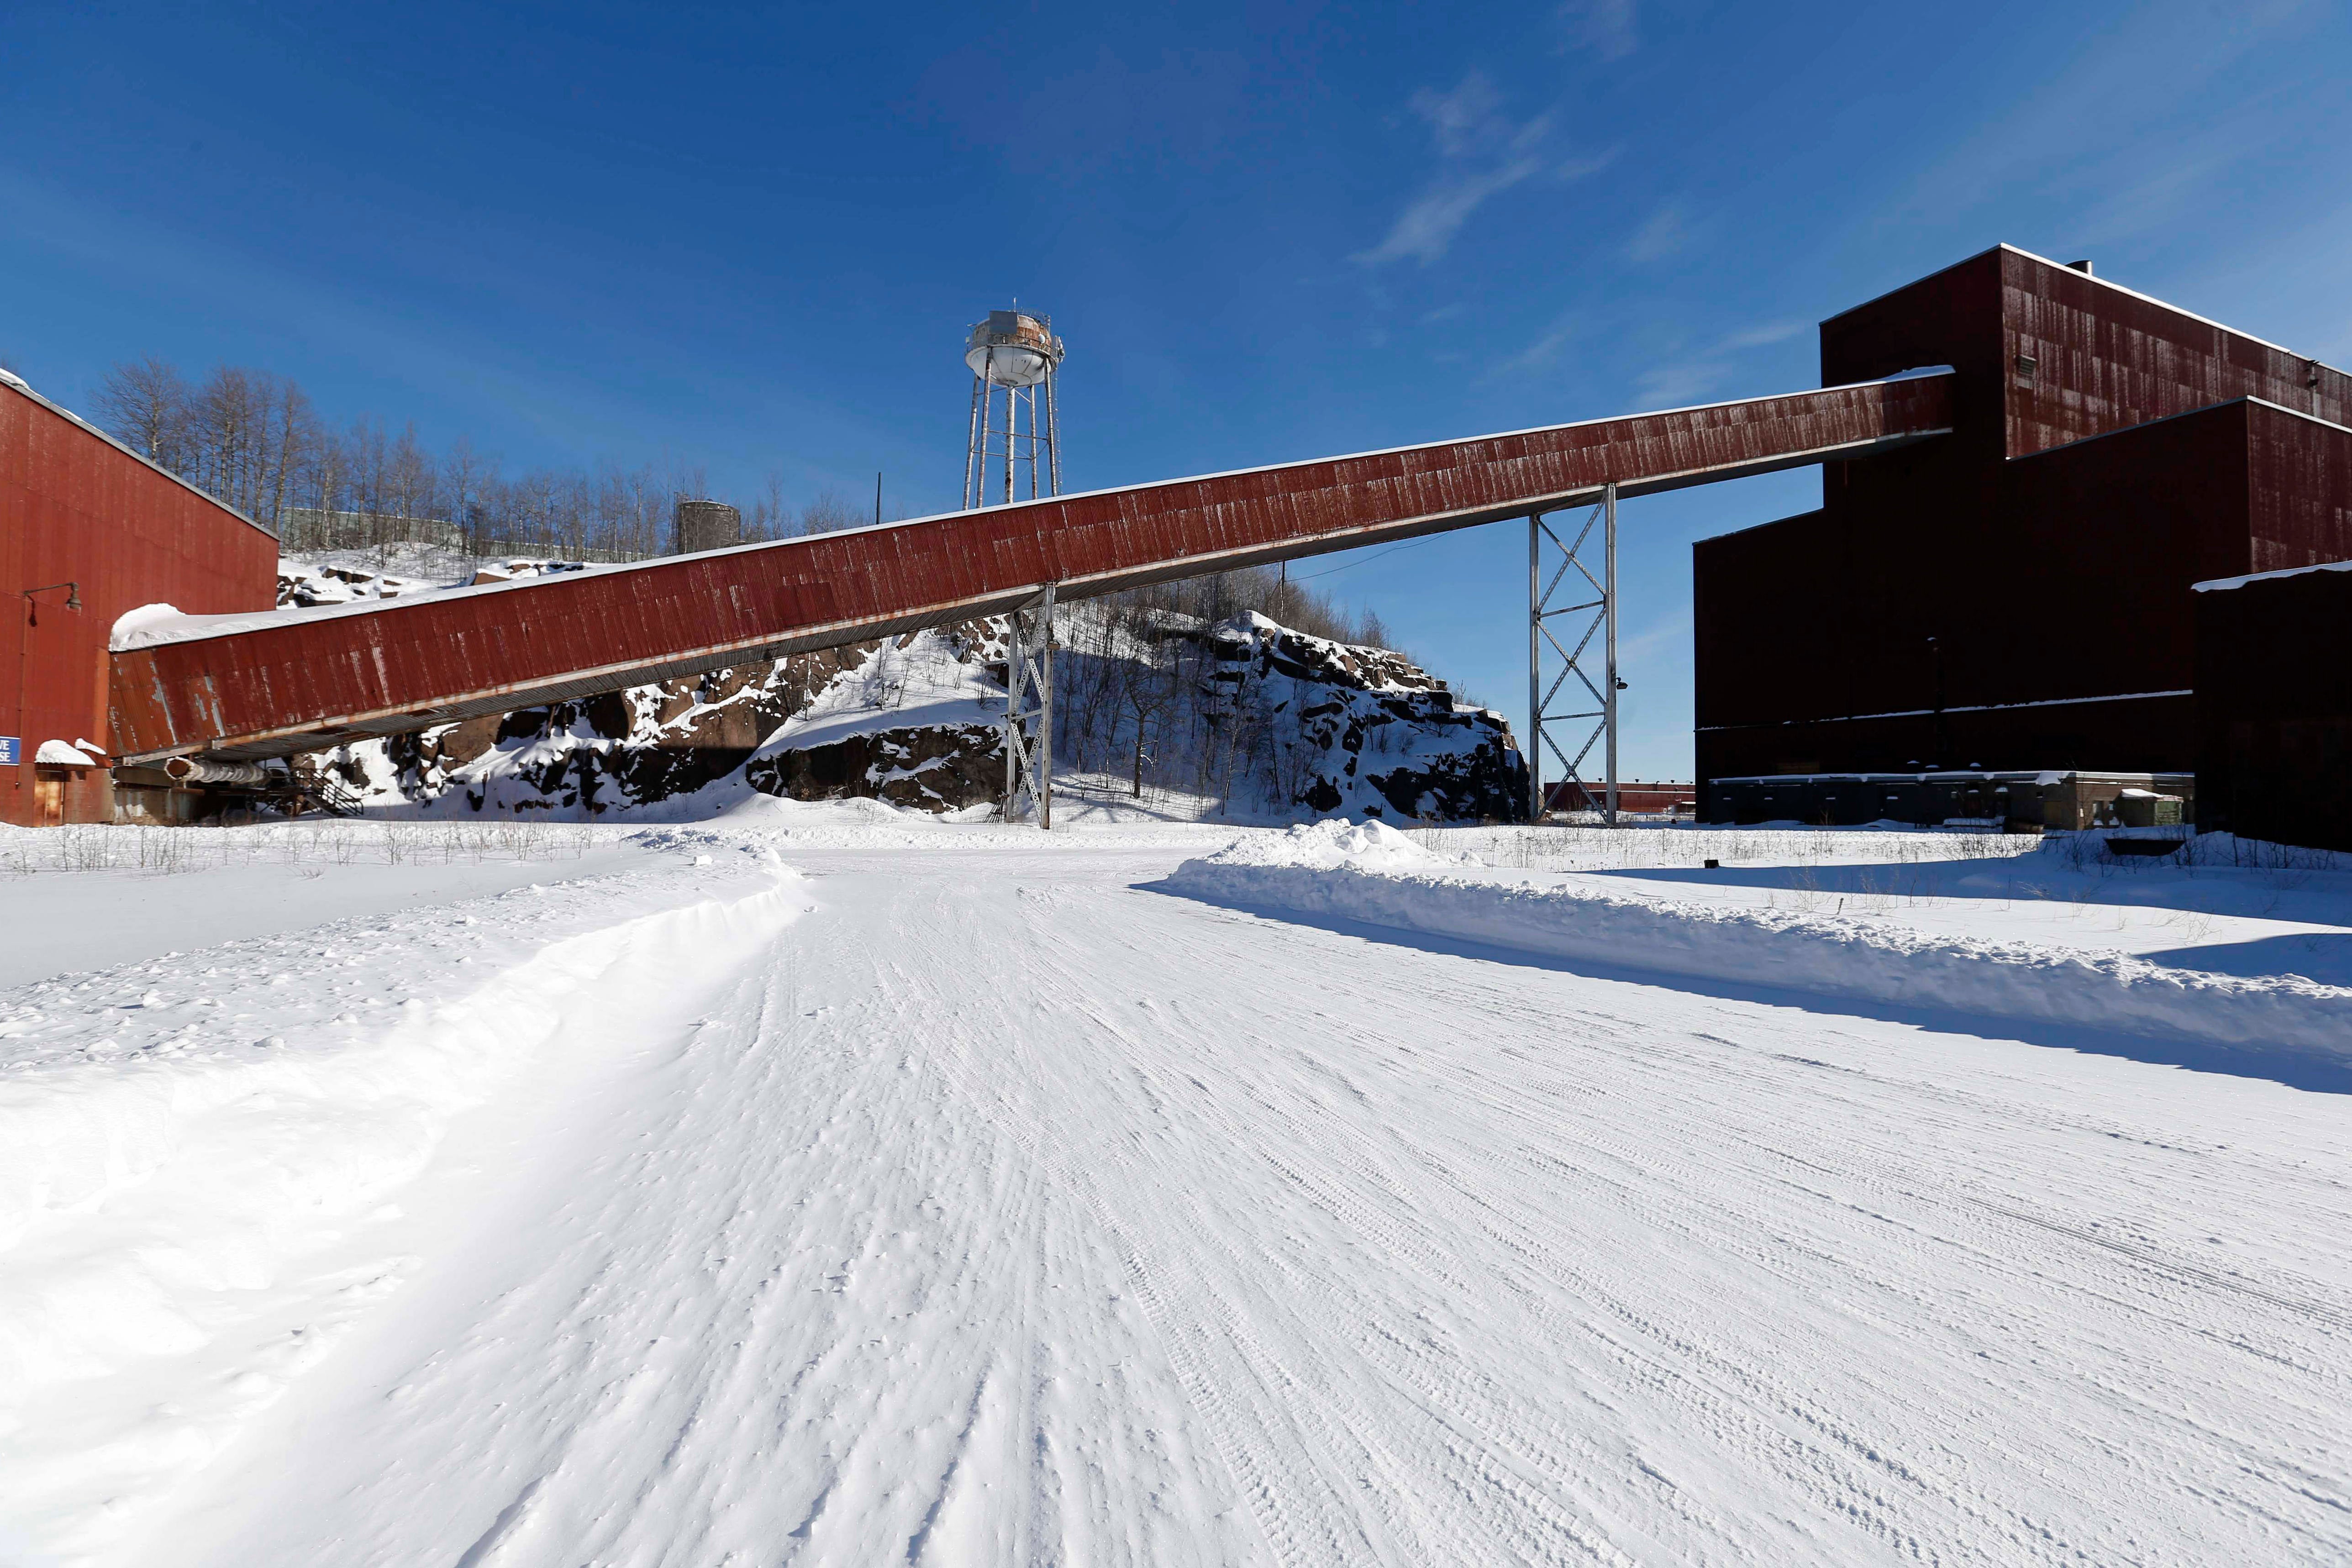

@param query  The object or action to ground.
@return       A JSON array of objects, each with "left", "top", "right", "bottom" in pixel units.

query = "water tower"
[{"left": 963, "top": 310, "right": 1064, "bottom": 508}]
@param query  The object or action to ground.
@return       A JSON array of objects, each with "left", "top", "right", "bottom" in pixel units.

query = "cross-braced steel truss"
[
  {"left": 1003, "top": 583, "right": 1056, "bottom": 828},
  {"left": 1528, "top": 483, "right": 1619, "bottom": 825}
]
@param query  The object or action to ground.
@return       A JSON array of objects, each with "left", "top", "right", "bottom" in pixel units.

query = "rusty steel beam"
[{"left": 108, "top": 373, "right": 1952, "bottom": 763}]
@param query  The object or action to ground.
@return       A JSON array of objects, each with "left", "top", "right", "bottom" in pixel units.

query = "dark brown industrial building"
[
  {"left": 2195, "top": 561, "right": 2352, "bottom": 852},
  {"left": 1695, "top": 245, "right": 2352, "bottom": 821}
]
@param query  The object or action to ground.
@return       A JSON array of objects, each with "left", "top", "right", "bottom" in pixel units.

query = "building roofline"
[
  {"left": 2011, "top": 392, "right": 2352, "bottom": 463},
  {"left": 0, "top": 368, "right": 277, "bottom": 541},
  {"left": 2194, "top": 557, "right": 2352, "bottom": 594},
  {"left": 1821, "top": 244, "right": 2345, "bottom": 384}
]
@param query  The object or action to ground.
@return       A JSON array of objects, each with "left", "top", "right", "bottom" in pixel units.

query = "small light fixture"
[{"left": 21, "top": 580, "right": 79, "bottom": 625}]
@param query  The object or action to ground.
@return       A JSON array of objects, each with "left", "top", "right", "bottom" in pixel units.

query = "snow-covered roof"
[
  {"left": 34, "top": 739, "right": 101, "bottom": 767},
  {"left": 2194, "top": 557, "right": 2352, "bottom": 594}
]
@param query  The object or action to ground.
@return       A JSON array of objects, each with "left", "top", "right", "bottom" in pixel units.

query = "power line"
[{"left": 1284, "top": 536, "right": 1438, "bottom": 583}]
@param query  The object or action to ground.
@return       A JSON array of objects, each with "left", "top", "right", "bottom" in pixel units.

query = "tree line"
[{"left": 89, "top": 357, "right": 869, "bottom": 559}]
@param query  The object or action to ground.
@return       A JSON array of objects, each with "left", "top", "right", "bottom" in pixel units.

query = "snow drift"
[
  {"left": 1164, "top": 821, "right": 2352, "bottom": 1060},
  {"left": 0, "top": 850, "right": 802, "bottom": 1563}
]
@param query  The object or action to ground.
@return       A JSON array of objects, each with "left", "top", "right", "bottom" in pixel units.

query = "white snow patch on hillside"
[{"left": 741, "top": 629, "right": 999, "bottom": 762}]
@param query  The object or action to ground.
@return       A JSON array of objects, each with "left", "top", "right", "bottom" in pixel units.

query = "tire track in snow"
[
  {"left": 122, "top": 838, "right": 2352, "bottom": 1567},
  {"left": 1022, "top": 883, "right": 2352, "bottom": 1564}
]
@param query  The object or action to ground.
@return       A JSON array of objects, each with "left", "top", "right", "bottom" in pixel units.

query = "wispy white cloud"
[
  {"left": 1356, "top": 73, "right": 1607, "bottom": 268},
  {"left": 1358, "top": 159, "right": 1547, "bottom": 267},
  {"left": 1631, "top": 360, "right": 1725, "bottom": 408},
  {"left": 1555, "top": 148, "right": 1621, "bottom": 182},
  {"left": 1623, "top": 203, "right": 1687, "bottom": 263},
  {"left": 1899, "top": 0, "right": 2314, "bottom": 228},
  {"left": 1410, "top": 73, "right": 1507, "bottom": 157},
  {"left": 1617, "top": 605, "right": 1693, "bottom": 667},
  {"left": 1628, "top": 319, "right": 1809, "bottom": 407},
  {"left": 1557, "top": 0, "right": 1638, "bottom": 61},
  {"left": 1489, "top": 309, "right": 1583, "bottom": 379},
  {"left": 1715, "top": 319, "right": 1804, "bottom": 351}
]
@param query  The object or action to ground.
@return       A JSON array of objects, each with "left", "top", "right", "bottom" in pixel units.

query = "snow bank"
[
  {"left": 0, "top": 853, "right": 801, "bottom": 1561},
  {"left": 1215, "top": 817, "right": 1452, "bottom": 874},
  {"left": 1165, "top": 826, "right": 2352, "bottom": 1060}
]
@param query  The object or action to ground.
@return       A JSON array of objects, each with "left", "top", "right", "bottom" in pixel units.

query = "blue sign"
[{"left": 0, "top": 737, "right": 17, "bottom": 766}]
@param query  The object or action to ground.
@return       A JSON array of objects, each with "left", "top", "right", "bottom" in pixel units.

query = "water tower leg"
[{"left": 964, "top": 377, "right": 984, "bottom": 510}]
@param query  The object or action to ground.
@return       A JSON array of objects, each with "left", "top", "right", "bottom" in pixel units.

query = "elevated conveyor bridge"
[{"left": 108, "top": 373, "right": 1952, "bottom": 773}]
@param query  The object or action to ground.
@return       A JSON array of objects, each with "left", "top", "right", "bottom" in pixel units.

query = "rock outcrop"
[
  {"left": 1199, "top": 613, "right": 1525, "bottom": 822},
  {"left": 284, "top": 557, "right": 1525, "bottom": 821}
]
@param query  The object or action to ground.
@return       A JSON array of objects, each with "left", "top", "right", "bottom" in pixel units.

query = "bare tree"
[
  {"left": 441, "top": 435, "right": 494, "bottom": 553},
  {"left": 259, "top": 377, "right": 316, "bottom": 531},
  {"left": 1119, "top": 615, "right": 1179, "bottom": 799},
  {"left": 798, "top": 488, "right": 863, "bottom": 536},
  {"left": 95, "top": 357, "right": 192, "bottom": 469}
]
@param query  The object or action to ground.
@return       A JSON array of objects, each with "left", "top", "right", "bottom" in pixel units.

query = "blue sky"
[{"left": 5, "top": 1, "right": 2347, "bottom": 777}]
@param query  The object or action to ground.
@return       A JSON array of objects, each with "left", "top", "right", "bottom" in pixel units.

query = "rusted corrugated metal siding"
[
  {"left": 109, "top": 376, "right": 1952, "bottom": 762},
  {"left": 1697, "top": 247, "right": 2352, "bottom": 794},
  {"left": 2000, "top": 247, "right": 2350, "bottom": 458},
  {"left": 2247, "top": 400, "right": 2352, "bottom": 573},
  {"left": 2, "top": 380, "right": 278, "bottom": 825}
]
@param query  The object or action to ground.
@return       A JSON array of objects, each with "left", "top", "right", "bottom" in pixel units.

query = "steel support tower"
[
  {"left": 1002, "top": 584, "right": 1056, "bottom": 828},
  {"left": 1528, "top": 483, "right": 1619, "bottom": 825}
]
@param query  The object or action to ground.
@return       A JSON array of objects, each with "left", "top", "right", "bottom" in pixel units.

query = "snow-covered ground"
[{"left": 3, "top": 813, "right": 2349, "bottom": 1565}]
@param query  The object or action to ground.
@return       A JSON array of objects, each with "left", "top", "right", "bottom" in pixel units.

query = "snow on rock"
[
  {"left": 1165, "top": 841, "right": 2352, "bottom": 1060},
  {"left": 118, "top": 550, "right": 1522, "bottom": 825},
  {"left": 1199, "top": 612, "right": 1524, "bottom": 821},
  {"left": 275, "top": 560, "right": 436, "bottom": 607},
  {"left": 324, "top": 601, "right": 1521, "bottom": 824},
  {"left": 323, "top": 621, "right": 1010, "bottom": 820}
]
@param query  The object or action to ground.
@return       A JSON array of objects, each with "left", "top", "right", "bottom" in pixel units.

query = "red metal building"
[
  {"left": 1, "top": 374, "right": 277, "bottom": 826},
  {"left": 1694, "top": 246, "right": 2352, "bottom": 818},
  {"left": 1544, "top": 780, "right": 1694, "bottom": 817}
]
